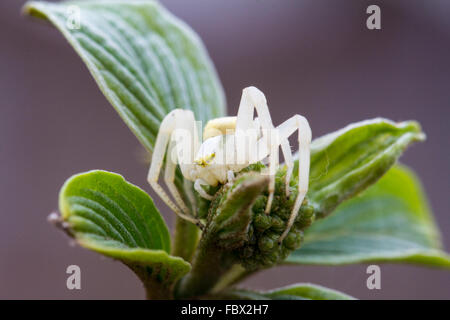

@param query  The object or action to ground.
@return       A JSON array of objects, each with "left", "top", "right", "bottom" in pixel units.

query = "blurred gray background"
[{"left": 1, "top": 0, "right": 449, "bottom": 299}]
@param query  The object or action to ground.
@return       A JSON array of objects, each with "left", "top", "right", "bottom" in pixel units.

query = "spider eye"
[{"left": 195, "top": 153, "right": 216, "bottom": 167}]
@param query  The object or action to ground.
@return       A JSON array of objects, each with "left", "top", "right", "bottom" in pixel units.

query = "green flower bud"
[
  {"left": 270, "top": 216, "right": 285, "bottom": 232},
  {"left": 200, "top": 164, "right": 315, "bottom": 273},
  {"left": 232, "top": 167, "right": 316, "bottom": 270},
  {"left": 254, "top": 213, "right": 272, "bottom": 231},
  {"left": 295, "top": 204, "right": 315, "bottom": 228},
  {"left": 258, "top": 236, "right": 275, "bottom": 252},
  {"left": 283, "top": 230, "right": 304, "bottom": 250}
]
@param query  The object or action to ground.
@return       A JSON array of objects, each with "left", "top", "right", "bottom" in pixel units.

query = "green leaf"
[
  {"left": 172, "top": 217, "right": 200, "bottom": 263},
  {"left": 219, "top": 283, "right": 355, "bottom": 300},
  {"left": 24, "top": 0, "right": 225, "bottom": 152},
  {"left": 208, "top": 173, "right": 270, "bottom": 246},
  {"left": 306, "top": 118, "right": 425, "bottom": 218},
  {"left": 264, "top": 283, "right": 355, "bottom": 300},
  {"left": 59, "top": 170, "right": 191, "bottom": 298},
  {"left": 287, "top": 165, "right": 450, "bottom": 268}
]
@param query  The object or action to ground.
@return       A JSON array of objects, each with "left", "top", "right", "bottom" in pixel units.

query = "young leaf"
[
  {"left": 287, "top": 165, "right": 450, "bottom": 268},
  {"left": 24, "top": 0, "right": 225, "bottom": 152},
  {"left": 306, "top": 118, "right": 425, "bottom": 218},
  {"left": 58, "top": 170, "right": 191, "bottom": 298},
  {"left": 208, "top": 173, "right": 270, "bottom": 245},
  {"left": 219, "top": 283, "right": 354, "bottom": 300}
]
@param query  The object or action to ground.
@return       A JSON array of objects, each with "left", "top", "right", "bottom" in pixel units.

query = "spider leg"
[
  {"left": 148, "top": 109, "right": 204, "bottom": 229},
  {"left": 281, "top": 140, "right": 294, "bottom": 197},
  {"left": 276, "top": 115, "right": 312, "bottom": 243},
  {"left": 265, "top": 134, "right": 279, "bottom": 214},
  {"left": 235, "top": 87, "right": 291, "bottom": 214},
  {"left": 164, "top": 137, "right": 191, "bottom": 217},
  {"left": 265, "top": 132, "right": 294, "bottom": 212},
  {"left": 236, "top": 87, "right": 274, "bottom": 133},
  {"left": 227, "top": 170, "right": 235, "bottom": 183},
  {"left": 235, "top": 87, "right": 274, "bottom": 213},
  {"left": 234, "top": 87, "right": 272, "bottom": 168},
  {"left": 194, "top": 179, "right": 214, "bottom": 200}
]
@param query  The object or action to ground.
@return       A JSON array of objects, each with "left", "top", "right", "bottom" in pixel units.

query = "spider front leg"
[
  {"left": 194, "top": 179, "right": 214, "bottom": 200},
  {"left": 236, "top": 87, "right": 278, "bottom": 213},
  {"left": 234, "top": 87, "right": 292, "bottom": 213},
  {"left": 147, "top": 109, "right": 204, "bottom": 229},
  {"left": 276, "top": 115, "right": 312, "bottom": 243},
  {"left": 281, "top": 140, "right": 294, "bottom": 197},
  {"left": 265, "top": 132, "right": 295, "bottom": 211},
  {"left": 164, "top": 137, "right": 191, "bottom": 216}
]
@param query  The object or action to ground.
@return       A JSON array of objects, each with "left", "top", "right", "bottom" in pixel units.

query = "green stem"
[
  {"left": 129, "top": 264, "right": 174, "bottom": 300},
  {"left": 172, "top": 172, "right": 206, "bottom": 262},
  {"left": 175, "top": 235, "right": 237, "bottom": 298},
  {"left": 144, "top": 282, "right": 172, "bottom": 300},
  {"left": 172, "top": 217, "right": 200, "bottom": 262},
  {"left": 175, "top": 173, "right": 270, "bottom": 298},
  {"left": 211, "top": 264, "right": 256, "bottom": 293}
]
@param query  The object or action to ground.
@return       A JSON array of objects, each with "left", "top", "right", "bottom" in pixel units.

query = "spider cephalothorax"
[{"left": 147, "top": 86, "right": 311, "bottom": 242}]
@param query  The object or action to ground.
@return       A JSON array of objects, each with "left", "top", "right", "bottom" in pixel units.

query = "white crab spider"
[{"left": 147, "top": 86, "right": 311, "bottom": 243}]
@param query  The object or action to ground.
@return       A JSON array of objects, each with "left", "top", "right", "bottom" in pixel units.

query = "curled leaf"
[
  {"left": 304, "top": 118, "right": 425, "bottom": 218},
  {"left": 58, "top": 170, "right": 190, "bottom": 299},
  {"left": 208, "top": 172, "right": 270, "bottom": 248}
]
